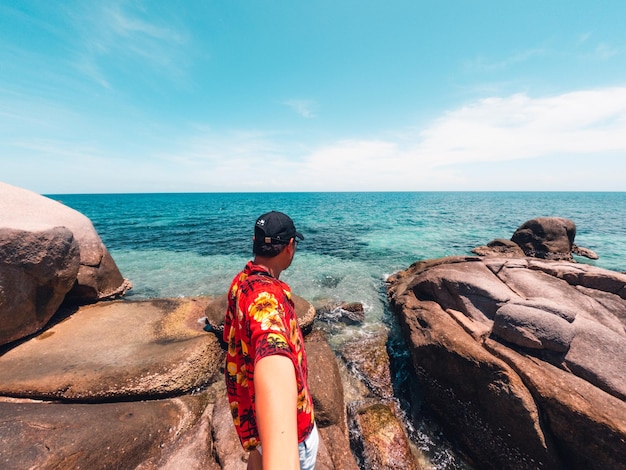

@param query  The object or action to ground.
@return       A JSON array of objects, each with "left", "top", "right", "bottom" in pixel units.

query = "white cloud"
[
  {"left": 298, "top": 86, "right": 626, "bottom": 189},
  {"left": 412, "top": 87, "right": 626, "bottom": 164},
  {"left": 282, "top": 99, "right": 317, "bottom": 118},
  {"left": 141, "top": 86, "right": 626, "bottom": 191},
  {"left": 4, "top": 85, "right": 626, "bottom": 193}
]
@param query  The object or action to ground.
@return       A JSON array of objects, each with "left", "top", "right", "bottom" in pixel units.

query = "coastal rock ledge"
[{"left": 387, "top": 253, "right": 626, "bottom": 470}]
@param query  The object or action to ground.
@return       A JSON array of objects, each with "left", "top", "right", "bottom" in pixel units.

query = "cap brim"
[{"left": 295, "top": 231, "right": 304, "bottom": 241}]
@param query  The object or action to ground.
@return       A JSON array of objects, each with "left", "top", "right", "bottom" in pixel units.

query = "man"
[{"left": 223, "top": 211, "right": 317, "bottom": 470}]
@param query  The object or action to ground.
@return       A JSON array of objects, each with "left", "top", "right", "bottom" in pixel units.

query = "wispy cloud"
[
  {"left": 593, "top": 42, "right": 623, "bottom": 60},
  {"left": 463, "top": 48, "right": 545, "bottom": 73},
  {"left": 68, "top": 1, "right": 191, "bottom": 87},
  {"left": 282, "top": 99, "right": 317, "bottom": 118},
  {"left": 577, "top": 32, "right": 592, "bottom": 45}
]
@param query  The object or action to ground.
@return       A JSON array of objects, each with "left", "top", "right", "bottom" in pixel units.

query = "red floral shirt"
[{"left": 223, "top": 261, "right": 314, "bottom": 451}]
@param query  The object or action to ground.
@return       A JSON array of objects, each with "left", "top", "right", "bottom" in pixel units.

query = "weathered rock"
[
  {"left": 305, "top": 329, "right": 347, "bottom": 429},
  {"left": 493, "top": 301, "right": 575, "bottom": 352},
  {"left": 0, "top": 394, "right": 213, "bottom": 470},
  {"left": 387, "top": 255, "right": 626, "bottom": 469},
  {"left": 407, "top": 256, "right": 515, "bottom": 323},
  {"left": 319, "top": 424, "right": 360, "bottom": 470},
  {"left": 0, "top": 297, "right": 223, "bottom": 401},
  {"left": 475, "top": 217, "right": 598, "bottom": 261},
  {"left": 349, "top": 401, "right": 420, "bottom": 470},
  {"left": 0, "top": 226, "right": 80, "bottom": 345},
  {"left": 511, "top": 217, "right": 577, "bottom": 260},
  {"left": 472, "top": 238, "right": 526, "bottom": 258},
  {"left": 572, "top": 243, "right": 599, "bottom": 260},
  {"left": 486, "top": 340, "right": 626, "bottom": 470},
  {"left": 338, "top": 328, "right": 394, "bottom": 400},
  {"left": 204, "top": 292, "right": 316, "bottom": 337},
  {"left": 212, "top": 393, "right": 248, "bottom": 469},
  {"left": 565, "top": 316, "right": 626, "bottom": 401},
  {"left": 136, "top": 398, "right": 219, "bottom": 470},
  {"left": 0, "top": 182, "right": 131, "bottom": 306},
  {"left": 316, "top": 301, "right": 366, "bottom": 325}
]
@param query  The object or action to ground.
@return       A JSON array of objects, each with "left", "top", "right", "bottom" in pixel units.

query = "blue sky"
[{"left": 2, "top": 1, "right": 626, "bottom": 193}]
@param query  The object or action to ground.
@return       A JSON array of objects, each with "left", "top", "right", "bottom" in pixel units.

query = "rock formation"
[
  {"left": 387, "top": 217, "right": 626, "bottom": 470},
  {"left": 0, "top": 182, "right": 131, "bottom": 345},
  {"left": 0, "top": 295, "right": 363, "bottom": 469},
  {"left": 473, "top": 216, "right": 599, "bottom": 261}
]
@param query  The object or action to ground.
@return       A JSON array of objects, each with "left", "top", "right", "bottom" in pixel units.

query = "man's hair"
[{"left": 253, "top": 241, "right": 288, "bottom": 258}]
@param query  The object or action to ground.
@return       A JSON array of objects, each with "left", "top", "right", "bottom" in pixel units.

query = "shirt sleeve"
[{"left": 243, "top": 281, "right": 295, "bottom": 365}]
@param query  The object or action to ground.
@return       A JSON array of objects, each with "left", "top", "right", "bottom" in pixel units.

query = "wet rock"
[
  {"left": 0, "top": 297, "right": 223, "bottom": 401},
  {"left": 0, "top": 394, "right": 213, "bottom": 470},
  {"left": 349, "top": 401, "right": 420, "bottom": 470},
  {"left": 316, "top": 302, "right": 365, "bottom": 325},
  {"left": 0, "top": 226, "right": 79, "bottom": 345},
  {"left": 388, "top": 254, "right": 626, "bottom": 469},
  {"left": 0, "top": 182, "right": 131, "bottom": 305},
  {"left": 338, "top": 329, "right": 394, "bottom": 400}
]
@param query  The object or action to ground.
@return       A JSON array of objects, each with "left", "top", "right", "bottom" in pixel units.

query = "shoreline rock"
[{"left": 388, "top": 243, "right": 626, "bottom": 469}]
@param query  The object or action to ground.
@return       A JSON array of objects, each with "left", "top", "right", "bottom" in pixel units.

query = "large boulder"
[
  {"left": 473, "top": 217, "right": 599, "bottom": 261},
  {"left": 0, "top": 297, "right": 223, "bottom": 401},
  {"left": 387, "top": 256, "right": 626, "bottom": 469},
  {"left": 0, "top": 226, "right": 79, "bottom": 344},
  {"left": 0, "top": 183, "right": 131, "bottom": 346},
  {"left": 0, "top": 394, "right": 216, "bottom": 470},
  {"left": 0, "top": 183, "right": 131, "bottom": 307},
  {"left": 511, "top": 217, "right": 577, "bottom": 260}
]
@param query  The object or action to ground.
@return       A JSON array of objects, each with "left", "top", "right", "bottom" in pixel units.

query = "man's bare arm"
[{"left": 254, "top": 355, "right": 299, "bottom": 470}]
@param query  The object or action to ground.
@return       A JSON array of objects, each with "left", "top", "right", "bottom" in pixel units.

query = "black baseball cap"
[{"left": 253, "top": 211, "right": 304, "bottom": 247}]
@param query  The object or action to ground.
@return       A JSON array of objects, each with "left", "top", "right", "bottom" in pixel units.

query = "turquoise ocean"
[{"left": 51, "top": 191, "right": 626, "bottom": 468}]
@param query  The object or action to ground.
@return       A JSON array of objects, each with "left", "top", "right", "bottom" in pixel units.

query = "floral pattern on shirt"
[{"left": 223, "top": 261, "right": 315, "bottom": 451}]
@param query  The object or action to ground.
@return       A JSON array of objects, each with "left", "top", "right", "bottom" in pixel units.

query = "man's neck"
[{"left": 253, "top": 257, "right": 283, "bottom": 279}]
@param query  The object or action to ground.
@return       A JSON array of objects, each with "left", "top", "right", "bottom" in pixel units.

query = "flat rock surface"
[
  {"left": 0, "top": 297, "right": 223, "bottom": 401},
  {"left": 0, "top": 394, "right": 210, "bottom": 470}
]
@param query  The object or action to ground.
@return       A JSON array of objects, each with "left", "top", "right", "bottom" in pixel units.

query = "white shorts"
[
  {"left": 298, "top": 423, "right": 318, "bottom": 470},
  {"left": 257, "top": 423, "right": 318, "bottom": 470}
]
